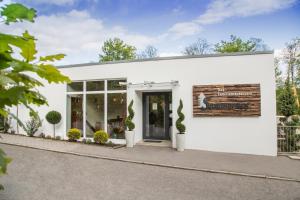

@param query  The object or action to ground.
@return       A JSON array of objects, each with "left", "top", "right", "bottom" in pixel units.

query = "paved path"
[
  {"left": 0, "top": 134, "right": 300, "bottom": 181},
  {"left": 0, "top": 144, "right": 300, "bottom": 200}
]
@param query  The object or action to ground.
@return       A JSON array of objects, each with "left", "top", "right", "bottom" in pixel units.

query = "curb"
[{"left": 1, "top": 141, "right": 300, "bottom": 183}]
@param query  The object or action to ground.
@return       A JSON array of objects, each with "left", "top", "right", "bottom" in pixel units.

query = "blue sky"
[{"left": 1, "top": 0, "right": 300, "bottom": 64}]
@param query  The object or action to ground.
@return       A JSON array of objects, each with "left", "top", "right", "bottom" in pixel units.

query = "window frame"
[{"left": 66, "top": 79, "right": 127, "bottom": 139}]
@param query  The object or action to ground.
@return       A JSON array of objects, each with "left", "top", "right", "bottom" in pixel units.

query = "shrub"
[
  {"left": 45, "top": 135, "right": 52, "bottom": 139},
  {"left": 277, "top": 83, "right": 298, "bottom": 117},
  {"left": 82, "top": 138, "right": 87, "bottom": 143},
  {"left": 86, "top": 139, "right": 92, "bottom": 144},
  {"left": 45, "top": 110, "right": 62, "bottom": 138},
  {"left": 67, "top": 128, "right": 81, "bottom": 142},
  {"left": 24, "top": 116, "right": 42, "bottom": 137},
  {"left": 39, "top": 132, "right": 45, "bottom": 138},
  {"left": 125, "top": 100, "right": 135, "bottom": 131},
  {"left": 94, "top": 130, "right": 108, "bottom": 144},
  {"left": 176, "top": 99, "right": 186, "bottom": 134},
  {"left": 55, "top": 136, "right": 61, "bottom": 140}
]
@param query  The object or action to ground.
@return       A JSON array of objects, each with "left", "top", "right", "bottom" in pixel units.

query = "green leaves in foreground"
[
  {"left": 0, "top": 148, "right": 12, "bottom": 190},
  {"left": 1, "top": 3, "right": 36, "bottom": 24}
]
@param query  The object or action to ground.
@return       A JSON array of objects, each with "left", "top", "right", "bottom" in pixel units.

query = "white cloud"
[
  {"left": 23, "top": 0, "right": 76, "bottom": 5},
  {"left": 168, "top": 22, "right": 202, "bottom": 39},
  {"left": 196, "top": 0, "right": 297, "bottom": 24},
  {"left": 167, "top": 0, "right": 297, "bottom": 39},
  {"left": 0, "top": 10, "right": 157, "bottom": 64}
]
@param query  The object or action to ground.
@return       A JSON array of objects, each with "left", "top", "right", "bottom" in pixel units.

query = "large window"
[{"left": 66, "top": 79, "right": 126, "bottom": 139}]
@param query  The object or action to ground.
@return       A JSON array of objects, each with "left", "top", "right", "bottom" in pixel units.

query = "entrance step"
[{"left": 137, "top": 140, "right": 171, "bottom": 147}]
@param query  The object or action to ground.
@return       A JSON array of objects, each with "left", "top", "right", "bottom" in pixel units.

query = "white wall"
[{"left": 12, "top": 53, "right": 276, "bottom": 156}]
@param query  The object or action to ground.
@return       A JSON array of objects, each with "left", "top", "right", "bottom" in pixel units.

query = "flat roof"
[{"left": 58, "top": 51, "right": 273, "bottom": 69}]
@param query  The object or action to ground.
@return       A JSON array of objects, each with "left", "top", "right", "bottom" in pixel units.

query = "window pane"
[
  {"left": 86, "top": 94, "right": 104, "bottom": 138},
  {"left": 67, "top": 82, "right": 83, "bottom": 92},
  {"left": 107, "top": 93, "right": 127, "bottom": 139},
  {"left": 87, "top": 81, "right": 104, "bottom": 91},
  {"left": 107, "top": 79, "right": 126, "bottom": 90},
  {"left": 67, "top": 94, "right": 83, "bottom": 136}
]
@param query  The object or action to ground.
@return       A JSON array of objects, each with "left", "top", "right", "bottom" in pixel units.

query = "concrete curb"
[{"left": 1, "top": 141, "right": 300, "bottom": 183}]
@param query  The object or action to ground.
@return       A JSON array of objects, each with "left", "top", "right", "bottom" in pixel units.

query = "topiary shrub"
[
  {"left": 125, "top": 100, "right": 135, "bottom": 131},
  {"left": 94, "top": 130, "right": 108, "bottom": 144},
  {"left": 67, "top": 128, "right": 81, "bottom": 142},
  {"left": 176, "top": 99, "right": 186, "bottom": 134},
  {"left": 46, "top": 110, "right": 62, "bottom": 138}
]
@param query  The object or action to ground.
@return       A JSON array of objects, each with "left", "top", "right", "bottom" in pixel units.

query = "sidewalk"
[{"left": 1, "top": 133, "right": 300, "bottom": 182}]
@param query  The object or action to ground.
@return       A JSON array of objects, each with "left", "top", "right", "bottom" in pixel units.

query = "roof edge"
[{"left": 57, "top": 51, "right": 274, "bottom": 69}]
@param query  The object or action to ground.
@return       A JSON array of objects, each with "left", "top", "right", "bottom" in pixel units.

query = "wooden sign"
[{"left": 193, "top": 84, "right": 261, "bottom": 117}]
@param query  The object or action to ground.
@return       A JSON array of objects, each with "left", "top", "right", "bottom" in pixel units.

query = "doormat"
[{"left": 143, "top": 139, "right": 162, "bottom": 143}]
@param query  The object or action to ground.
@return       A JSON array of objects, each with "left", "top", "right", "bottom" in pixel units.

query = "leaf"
[
  {"left": 20, "top": 31, "right": 37, "bottom": 62},
  {"left": 40, "top": 54, "right": 65, "bottom": 62},
  {"left": 36, "top": 64, "right": 71, "bottom": 83},
  {"left": 1, "top": 3, "right": 36, "bottom": 24}
]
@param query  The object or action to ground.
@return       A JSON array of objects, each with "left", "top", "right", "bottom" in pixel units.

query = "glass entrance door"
[{"left": 143, "top": 92, "right": 171, "bottom": 140}]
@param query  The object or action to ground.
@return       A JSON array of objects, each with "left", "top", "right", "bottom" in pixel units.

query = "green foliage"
[
  {"left": 278, "top": 116, "right": 300, "bottom": 152},
  {"left": 46, "top": 111, "right": 61, "bottom": 138},
  {"left": 94, "top": 130, "right": 108, "bottom": 144},
  {"left": 67, "top": 128, "right": 81, "bottom": 142},
  {"left": 1, "top": 3, "right": 36, "bottom": 24},
  {"left": 0, "top": 148, "right": 12, "bottom": 190},
  {"left": 214, "top": 35, "right": 265, "bottom": 53},
  {"left": 99, "top": 38, "right": 136, "bottom": 62},
  {"left": 45, "top": 111, "right": 61, "bottom": 125},
  {"left": 24, "top": 116, "right": 42, "bottom": 137},
  {"left": 125, "top": 100, "right": 135, "bottom": 131},
  {"left": 176, "top": 99, "right": 186, "bottom": 134},
  {"left": 86, "top": 139, "right": 92, "bottom": 144},
  {"left": 278, "top": 83, "right": 298, "bottom": 117},
  {"left": 0, "top": 3, "right": 70, "bottom": 117}
]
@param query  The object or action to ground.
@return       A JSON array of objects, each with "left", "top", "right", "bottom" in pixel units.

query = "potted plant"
[
  {"left": 125, "top": 100, "right": 135, "bottom": 147},
  {"left": 176, "top": 99, "right": 186, "bottom": 152}
]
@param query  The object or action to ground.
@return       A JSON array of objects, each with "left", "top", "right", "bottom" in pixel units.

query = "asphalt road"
[{"left": 0, "top": 144, "right": 299, "bottom": 200}]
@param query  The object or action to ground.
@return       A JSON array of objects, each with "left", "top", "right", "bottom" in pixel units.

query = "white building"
[{"left": 12, "top": 51, "right": 277, "bottom": 156}]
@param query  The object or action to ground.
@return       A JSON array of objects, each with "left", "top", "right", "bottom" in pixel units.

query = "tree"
[
  {"left": 138, "top": 45, "right": 158, "bottom": 59},
  {"left": 283, "top": 38, "right": 300, "bottom": 85},
  {"left": 99, "top": 38, "right": 136, "bottom": 62},
  {"left": 275, "top": 57, "right": 284, "bottom": 88},
  {"left": 176, "top": 99, "right": 185, "bottom": 134},
  {"left": 183, "top": 38, "right": 211, "bottom": 55},
  {"left": 277, "top": 83, "right": 298, "bottom": 117},
  {"left": 214, "top": 35, "right": 267, "bottom": 53},
  {"left": 46, "top": 110, "right": 62, "bottom": 138},
  {"left": 0, "top": 2, "right": 70, "bottom": 188}
]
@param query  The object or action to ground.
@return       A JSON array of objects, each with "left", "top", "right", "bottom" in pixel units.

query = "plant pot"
[
  {"left": 125, "top": 130, "right": 135, "bottom": 148},
  {"left": 176, "top": 133, "right": 185, "bottom": 152}
]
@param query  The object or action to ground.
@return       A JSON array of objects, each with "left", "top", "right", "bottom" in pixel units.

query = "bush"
[
  {"left": 55, "top": 136, "right": 61, "bottom": 140},
  {"left": 86, "top": 139, "right": 92, "bottom": 144},
  {"left": 277, "top": 83, "right": 298, "bottom": 117},
  {"left": 82, "top": 138, "right": 87, "bottom": 143},
  {"left": 67, "top": 128, "right": 81, "bottom": 142},
  {"left": 94, "top": 130, "right": 108, "bottom": 144},
  {"left": 24, "top": 116, "right": 42, "bottom": 137},
  {"left": 45, "top": 135, "right": 52, "bottom": 139},
  {"left": 176, "top": 99, "right": 186, "bottom": 134},
  {"left": 125, "top": 100, "right": 135, "bottom": 131},
  {"left": 39, "top": 132, "right": 45, "bottom": 138},
  {"left": 46, "top": 110, "right": 62, "bottom": 138}
]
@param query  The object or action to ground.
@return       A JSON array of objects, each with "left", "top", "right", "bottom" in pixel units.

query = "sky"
[{"left": 0, "top": 0, "right": 299, "bottom": 65}]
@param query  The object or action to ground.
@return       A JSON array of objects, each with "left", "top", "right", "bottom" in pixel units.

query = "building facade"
[{"left": 12, "top": 52, "right": 277, "bottom": 156}]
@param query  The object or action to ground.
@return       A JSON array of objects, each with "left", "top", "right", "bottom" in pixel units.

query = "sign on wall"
[{"left": 193, "top": 84, "right": 261, "bottom": 117}]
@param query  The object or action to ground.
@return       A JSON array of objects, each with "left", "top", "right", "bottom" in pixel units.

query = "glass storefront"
[{"left": 66, "top": 79, "right": 126, "bottom": 139}]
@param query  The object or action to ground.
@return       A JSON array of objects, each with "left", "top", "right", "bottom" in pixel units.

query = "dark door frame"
[{"left": 142, "top": 92, "right": 171, "bottom": 140}]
